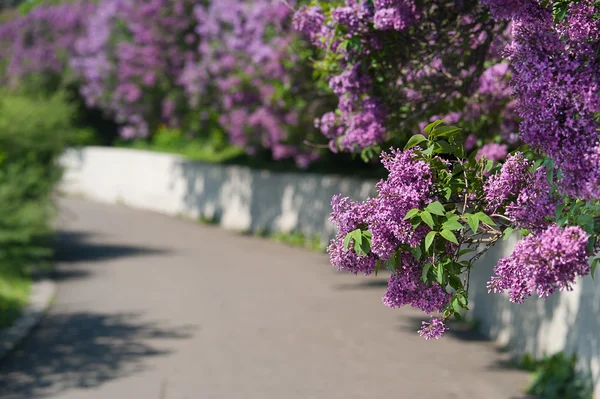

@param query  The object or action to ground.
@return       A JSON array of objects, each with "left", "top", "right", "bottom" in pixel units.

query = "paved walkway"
[{"left": 0, "top": 198, "right": 531, "bottom": 399}]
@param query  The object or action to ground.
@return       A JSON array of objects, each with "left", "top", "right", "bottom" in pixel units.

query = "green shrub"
[
  {"left": 520, "top": 352, "right": 594, "bottom": 399},
  {"left": 0, "top": 90, "right": 76, "bottom": 327},
  {"left": 0, "top": 90, "right": 78, "bottom": 271}
]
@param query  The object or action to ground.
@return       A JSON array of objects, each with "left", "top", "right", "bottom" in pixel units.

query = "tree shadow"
[
  {"left": 0, "top": 311, "right": 196, "bottom": 398},
  {"left": 54, "top": 231, "right": 171, "bottom": 264},
  {"left": 173, "top": 158, "right": 378, "bottom": 243},
  {"left": 333, "top": 278, "right": 389, "bottom": 291},
  {"left": 399, "top": 315, "right": 493, "bottom": 344}
]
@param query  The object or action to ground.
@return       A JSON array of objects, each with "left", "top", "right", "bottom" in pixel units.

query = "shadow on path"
[
  {"left": 0, "top": 312, "right": 196, "bottom": 398},
  {"left": 54, "top": 231, "right": 171, "bottom": 264}
]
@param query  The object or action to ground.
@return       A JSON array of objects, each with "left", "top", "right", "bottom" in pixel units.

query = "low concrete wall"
[
  {"left": 59, "top": 147, "right": 377, "bottom": 242},
  {"left": 59, "top": 146, "right": 600, "bottom": 397},
  {"left": 469, "top": 236, "right": 600, "bottom": 397}
]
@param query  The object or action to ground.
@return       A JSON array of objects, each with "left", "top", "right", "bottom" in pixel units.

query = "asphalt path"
[{"left": 0, "top": 197, "right": 530, "bottom": 399}]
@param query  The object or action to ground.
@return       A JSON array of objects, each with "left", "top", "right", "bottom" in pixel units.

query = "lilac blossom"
[
  {"left": 0, "top": 2, "right": 95, "bottom": 87},
  {"left": 488, "top": 224, "right": 590, "bottom": 303},
  {"left": 383, "top": 258, "right": 450, "bottom": 314},
  {"left": 418, "top": 317, "right": 448, "bottom": 340},
  {"left": 484, "top": 1, "right": 600, "bottom": 200},
  {"left": 484, "top": 152, "right": 557, "bottom": 230},
  {"left": 476, "top": 143, "right": 508, "bottom": 162}
]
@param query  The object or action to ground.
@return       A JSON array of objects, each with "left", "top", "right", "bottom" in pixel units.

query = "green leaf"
[
  {"left": 404, "top": 134, "right": 427, "bottom": 150},
  {"left": 403, "top": 208, "right": 420, "bottom": 220},
  {"left": 452, "top": 297, "right": 461, "bottom": 313},
  {"left": 434, "top": 140, "right": 457, "bottom": 155},
  {"left": 411, "top": 218, "right": 422, "bottom": 229},
  {"left": 449, "top": 275, "right": 463, "bottom": 291},
  {"left": 425, "top": 231, "right": 437, "bottom": 251},
  {"left": 375, "top": 259, "right": 381, "bottom": 276},
  {"left": 592, "top": 258, "right": 599, "bottom": 281},
  {"left": 421, "top": 211, "right": 435, "bottom": 229},
  {"left": 411, "top": 246, "right": 422, "bottom": 260},
  {"left": 546, "top": 167, "right": 554, "bottom": 185},
  {"left": 458, "top": 248, "right": 474, "bottom": 257},
  {"left": 426, "top": 201, "right": 445, "bottom": 216},
  {"left": 432, "top": 126, "right": 461, "bottom": 138},
  {"left": 351, "top": 229, "right": 363, "bottom": 253},
  {"left": 443, "top": 187, "right": 452, "bottom": 201},
  {"left": 588, "top": 237, "right": 597, "bottom": 255},
  {"left": 343, "top": 231, "right": 353, "bottom": 250},
  {"left": 531, "top": 158, "right": 544, "bottom": 173},
  {"left": 485, "top": 159, "right": 494, "bottom": 172},
  {"left": 503, "top": 227, "right": 515, "bottom": 241},
  {"left": 424, "top": 120, "right": 445, "bottom": 135},
  {"left": 436, "top": 263, "right": 445, "bottom": 284},
  {"left": 422, "top": 145, "right": 434, "bottom": 157},
  {"left": 577, "top": 215, "right": 595, "bottom": 234},
  {"left": 440, "top": 229, "right": 459, "bottom": 245},
  {"left": 421, "top": 262, "right": 432, "bottom": 283},
  {"left": 454, "top": 312, "right": 462, "bottom": 321},
  {"left": 555, "top": 203, "right": 565, "bottom": 218},
  {"left": 466, "top": 214, "right": 479, "bottom": 234},
  {"left": 358, "top": 237, "right": 371, "bottom": 255},
  {"left": 452, "top": 163, "right": 464, "bottom": 176},
  {"left": 475, "top": 212, "right": 496, "bottom": 226},
  {"left": 442, "top": 219, "right": 463, "bottom": 231},
  {"left": 385, "top": 254, "right": 397, "bottom": 273}
]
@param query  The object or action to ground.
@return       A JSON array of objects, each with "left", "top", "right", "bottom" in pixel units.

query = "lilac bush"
[
  {"left": 179, "top": 0, "right": 333, "bottom": 167},
  {"left": 0, "top": 1, "right": 95, "bottom": 88},
  {"left": 72, "top": 0, "right": 198, "bottom": 139},
  {"left": 309, "top": 0, "right": 600, "bottom": 341},
  {"left": 294, "top": 1, "right": 516, "bottom": 156},
  {"left": 484, "top": 0, "right": 600, "bottom": 200},
  {"left": 327, "top": 118, "right": 598, "bottom": 339},
  {"left": 1, "top": 0, "right": 598, "bottom": 342}
]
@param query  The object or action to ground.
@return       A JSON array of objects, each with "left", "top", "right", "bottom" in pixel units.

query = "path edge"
[{"left": 0, "top": 279, "right": 56, "bottom": 361}]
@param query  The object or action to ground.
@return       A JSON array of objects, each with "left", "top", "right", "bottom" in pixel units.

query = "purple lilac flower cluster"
[
  {"left": 383, "top": 258, "right": 450, "bottom": 314},
  {"left": 72, "top": 0, "right": 198, "bottom": 139},
  {"left": 482, "top": 0, "right": 600, "bottom": 200},
  {"left": 476, "top": 143, "right": 508, "bottom": 162},
  {"left": 179, "top": 0, "right": 326, "bottom": 167},
  {"left": 488, "top": 224, "right": 590, "bottom": 303},
  {"left": 373, "top": 0, "right": 418, "bottom": 31},
  {"left": 418, "top": 317, "right": 448, "bottom": 340},
  {"left": 0, "top": 0, "right": 326, "bottom": 166},
  {"left": 329, "top": 149, "right": 450, "bottom": 336},
  {"left": 0, "top": 2, "right": 95, "bottom": 87},
  {"left": 484, "top": 152, "right": 557, "bottom": 231},
  {"left": 295, "top": 1, "right": 517, "bottom": 153}
]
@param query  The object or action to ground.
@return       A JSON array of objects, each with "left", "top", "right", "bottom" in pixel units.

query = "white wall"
[
  {"left": 59, "top": 147, "right": 378, "bottom": 242},
  {"left": 59, "top": 146, "right": 600, "bottom": 397},
  {"left": 468, "top": 237, "right": 600, "bottom": 397}
]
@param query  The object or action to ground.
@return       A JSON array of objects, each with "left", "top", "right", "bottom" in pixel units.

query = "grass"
[
  {"left": 196, "top": 213, "right": 327, "bottom": 253},
  {"left": 197, "top": 214, "right": 220, "bottom": 225},
  {"left": 124, "top": 136, "right": 245, "bottom": 164},
  {"left": 270, "top": 231, "right": 326, "bottom": 253},
  {"left": 0, "top": 267, "right": 31, "bottom": 329}
]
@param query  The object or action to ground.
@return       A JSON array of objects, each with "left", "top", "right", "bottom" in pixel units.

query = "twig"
[
  {"left": 278, "top": 0, "right": 294, "bottom": 11},
  {"left": 303, "top": 140, "right": 330, "bottom": 149}
]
